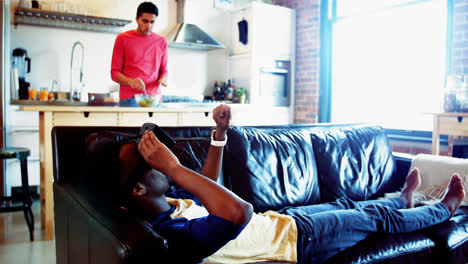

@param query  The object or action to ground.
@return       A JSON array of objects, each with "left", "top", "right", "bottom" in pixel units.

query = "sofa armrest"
[{"left": 54, "top": 183, "right": 169, "bottom": 264}]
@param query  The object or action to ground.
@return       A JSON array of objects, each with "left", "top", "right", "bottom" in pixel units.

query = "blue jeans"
[
  {"left": 279, "top": 197, "right": 451, "bottom": 264},
  {"left": 119, "top": 97, "right": 138, "bottom": 107}
]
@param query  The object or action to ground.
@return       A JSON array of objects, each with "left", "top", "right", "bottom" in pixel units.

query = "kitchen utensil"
[
  {"left": 134, "top": 94, "right": 161, "bottom": 107},
  {"left": 11, "top": 48, "right": 31, "bottom": 100}
]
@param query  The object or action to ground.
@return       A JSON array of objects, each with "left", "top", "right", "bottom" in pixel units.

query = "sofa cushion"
[
  {"left": 422, "top": 207, "right": 468, "bottom": 263},
  {"left": 323, "top": 232, "right": 435, "bottom": 264},
  {"left": 171, "top": 139, "right": 210, "bottom": 173},
  {"left": 309, "top": 125, "right": 397, "bottom": 202},
  {"left": 223, "top": 126, "right": 321, "bottom": 212}
]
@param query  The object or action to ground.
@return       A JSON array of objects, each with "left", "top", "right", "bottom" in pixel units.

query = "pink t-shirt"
[{"left": 111, "top": 30, "right": 168, "bottom": 100}]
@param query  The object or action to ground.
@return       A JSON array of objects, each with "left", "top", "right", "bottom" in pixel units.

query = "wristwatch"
[{"left": 211, "top": 129, "right": 228, "bottom": 147}]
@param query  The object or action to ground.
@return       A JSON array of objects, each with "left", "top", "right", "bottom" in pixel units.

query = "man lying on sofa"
[{"left": 84, "top": 104, "right": 465, "bottom": 264}]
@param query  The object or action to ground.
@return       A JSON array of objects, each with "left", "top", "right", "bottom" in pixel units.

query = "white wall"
[{"left": 9, "top": 0, "right": 231, "bottom": 97}]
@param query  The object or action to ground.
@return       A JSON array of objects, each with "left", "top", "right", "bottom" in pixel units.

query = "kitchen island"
[{"left": 18, "top": 104, "right": 291, "bottom": 240}]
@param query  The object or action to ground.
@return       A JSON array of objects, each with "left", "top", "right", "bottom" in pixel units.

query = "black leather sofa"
[{"left": 52, "top": 124, "right": 468, "bottom": 264}]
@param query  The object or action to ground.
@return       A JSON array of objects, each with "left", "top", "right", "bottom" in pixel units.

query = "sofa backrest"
[
  {"left": 52, "top": 126, "right": 212, "bottom": 186},
  {"left": 309, "top": 124, "right": 397, "bottom": 202},
  {"left": 52, "top": 124, "right": 397, "bottom": 212},
  {"left": 223, "top": 126, "right": 322, "bottom": 212},
  {"left": 222, "top": 124, "right": 398, "bottom": 212}
]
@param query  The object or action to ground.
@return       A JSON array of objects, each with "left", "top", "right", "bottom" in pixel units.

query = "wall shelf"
[{"left": 14, "top": 8, "right": 131, "bottom": 34}]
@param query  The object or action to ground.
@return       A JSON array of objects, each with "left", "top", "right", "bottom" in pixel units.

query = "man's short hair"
[{"left": 137, "top": 2, "right": 159, "bottom": 17}]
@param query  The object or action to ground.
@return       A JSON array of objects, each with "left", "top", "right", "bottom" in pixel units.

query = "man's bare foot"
[
  {"left": 400, "top": 168, "right": 421, "bottom": 208},
  {"left": 441, "top": 174, "right": 465, "bottom": 218}
]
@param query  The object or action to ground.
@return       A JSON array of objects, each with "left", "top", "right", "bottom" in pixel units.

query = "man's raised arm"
[
  {"left": 200, "top": 104, "right": 231, "bottom": 182},
  {"left": 137, "top": 109, "right": 252, "bottom": 225}
]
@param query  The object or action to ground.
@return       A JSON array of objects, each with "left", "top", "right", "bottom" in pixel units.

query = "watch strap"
[{"left": 211, "top": 129, "right": 227, "bottom": 147}]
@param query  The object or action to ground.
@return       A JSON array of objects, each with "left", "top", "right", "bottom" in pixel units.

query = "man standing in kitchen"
[{"left": 111, "top": 2, "right": 168, "bottom": 107}]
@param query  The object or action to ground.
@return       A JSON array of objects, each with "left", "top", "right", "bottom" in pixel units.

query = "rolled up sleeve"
[
  {"left": 158, "top": 40, "right": 168, "bottom": 77},
  {"left": 111, "top": 35, "right": 124, "bottom": 82}
]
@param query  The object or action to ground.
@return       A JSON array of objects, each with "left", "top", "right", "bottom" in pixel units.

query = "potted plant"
[{"left": 235, "top": 88, "right": 247, "bottom": 104}]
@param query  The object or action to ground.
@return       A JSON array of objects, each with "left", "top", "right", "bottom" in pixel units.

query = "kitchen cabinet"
[
  {"left": 229, "top": 3, "right": 296, "bottom": 110},
  {"left": 180, "top": 112, "right": 215, "bottom": 127},
  {"left": 119, "top": 112, "right": 180, "bottom": 127},
  {"left": 21, "top": 105, "right": 289, "bottom": 128},
  {"left": 53, "top": 112, "right": 119, "bottom": 126},
  {"left": 230, "top": 2, "right": 295, "bottom": 57}
]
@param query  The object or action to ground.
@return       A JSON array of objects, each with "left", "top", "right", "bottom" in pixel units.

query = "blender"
[{"left": 11, "top": 48, "right": 31, "bottom": 100}]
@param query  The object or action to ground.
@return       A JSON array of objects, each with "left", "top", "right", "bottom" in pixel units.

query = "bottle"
[
  {"left": 48, "top": 80, "right": 56, "bottom": 101},
  {"left": 31, "top": 0, "right": 39, "bottom": 9},
  {"left": 218, "top": 81, "right": 226, "bottom": 101},
  {"left": 214, "top": 80, "right": 219, "bottom": 94},
  {"left": 18, "top": 0, "right": 29, "bottom": 8},
  {"left": 213, "top": 81, "right": 220, "bottom": 100},
  {"left": 225, "top": 79, "right": 234, "bottom": 101}
]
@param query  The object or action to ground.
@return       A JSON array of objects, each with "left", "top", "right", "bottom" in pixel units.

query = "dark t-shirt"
[{"left": 150, "top": 189, "right": 247, "bottom": 264}]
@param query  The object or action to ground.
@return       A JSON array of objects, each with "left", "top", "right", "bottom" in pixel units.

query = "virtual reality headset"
[{"left": 119, "top": 123, "right": 176, "bottom": 149}]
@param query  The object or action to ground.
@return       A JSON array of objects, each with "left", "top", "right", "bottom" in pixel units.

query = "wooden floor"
[{"left": 0, "top": 199, "right": 56, "bottom": 264}]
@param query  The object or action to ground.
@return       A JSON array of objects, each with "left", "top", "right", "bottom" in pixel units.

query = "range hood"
[{"left": 164, "top": 0, "right": 225, "bottom": 51}]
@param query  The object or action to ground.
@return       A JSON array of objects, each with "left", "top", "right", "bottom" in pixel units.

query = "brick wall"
[
  {"left": 275, "top": 0, "right": 468, "bottom": 127},
  {"left": 453, "top": 0, "right": 468, "bottom": 75},
  {"left": 274, "top": 0, "right": 321, "bottom": 123}
]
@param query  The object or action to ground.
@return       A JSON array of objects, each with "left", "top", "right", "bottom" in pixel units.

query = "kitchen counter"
[
  {"left": 18, "top": 103, "right": 292, "bottom": 240},
  {"left": 14, "top": 99, "right": 242, "bottom": 111},
  {"left": 12, "top": 99, "right": 89, "bottom": 106},
  {"left": 17, "top": 103, "right": 221, "bottom": 112}
]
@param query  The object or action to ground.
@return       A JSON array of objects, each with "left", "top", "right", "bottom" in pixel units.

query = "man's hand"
[
  {"left": 138, "top": 130, "right": 180, "bottom": 175},
  {"left": 158, "top": 75, "right": 168, "bottom": 87},
  {"left": 212, "top": 104, "right": 231, "bottom": 141},
  {"left": 129, "top": 77, "right": 146, "bottom": 91}
]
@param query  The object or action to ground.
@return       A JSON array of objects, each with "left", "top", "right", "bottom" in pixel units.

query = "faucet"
[
  {"left": 70, "top": 41, "right": 84, "bottom": 101},
  {"left": 51, "top": 80, "right": 59, "bottom": 91}
]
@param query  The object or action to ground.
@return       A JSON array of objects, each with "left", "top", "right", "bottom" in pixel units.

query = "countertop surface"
[{"left": 13, "top": 100, "right": 286, "bottom": 113}]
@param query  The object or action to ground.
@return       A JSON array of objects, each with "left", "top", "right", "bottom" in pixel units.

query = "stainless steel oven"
[{"left": 259, "top": 60, "right": 290, "bottom": 106}]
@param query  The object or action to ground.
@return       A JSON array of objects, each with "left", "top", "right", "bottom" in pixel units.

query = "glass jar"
[
  {"left": 443, "top": 75, "right": 460, "bottom": 112},
  {"left": 456, "top": 75, "right": 468, "bottom": 112},
  {"left": 443, "top": 89, "right": 457, "bottom": 112}
]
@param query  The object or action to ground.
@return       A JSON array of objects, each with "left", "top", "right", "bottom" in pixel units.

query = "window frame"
[{"left": 319, "top": 0, "right": 454, "bottom": 141}]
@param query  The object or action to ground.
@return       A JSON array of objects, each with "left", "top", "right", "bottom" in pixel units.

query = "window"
[{"left": 323, "top": 0, "right": 450, "bottom": 131}]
